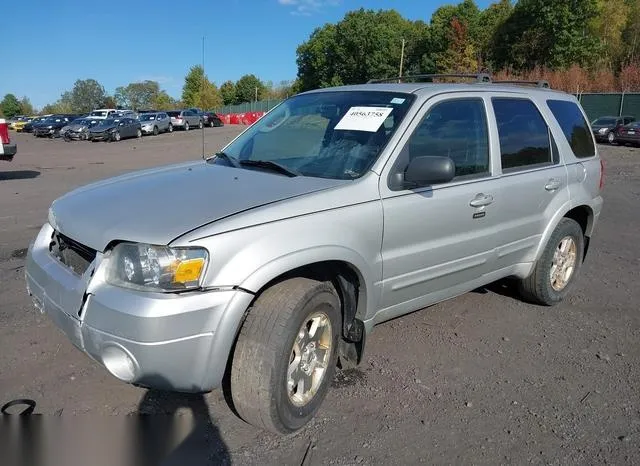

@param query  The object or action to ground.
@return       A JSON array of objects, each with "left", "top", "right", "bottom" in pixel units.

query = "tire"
[
  {"left": 198, "top": 120, "right": 203, "bottom": 129},
  {"left": 517, "top": 218, "right": 584, "bottom": 306},
  {"left": 231, "top": 277, "right": 341, "bottom": 434},
  {"left": 607, "top": 131, "right": 616, "bottom": 144},
  {"left": 113, "top": 131, "right": 121, "bottom": 142},
  {"left": 168, "top": 123, "right": 173, "bottom": 133},
  {"left": 136, "top": 128, "right": 142, "bottom": 138},
  {"left": 153, "top": 126, "right": 158, "bottom": 136},
  {"left": 184, "top": 122, "right": 190, "bottom": 131}
]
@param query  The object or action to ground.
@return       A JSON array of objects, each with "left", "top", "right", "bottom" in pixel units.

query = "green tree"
[
  {"left": 296, "top": 9, "right": 427, "bottom": 91},
  {"left": 234, "top": 74, "right": 266, "bottom": 104},
  {"left": 622, "top": 0, "right": 640, "bottom": 63},
  {"left": 67, "top": 79, "right": 107, "bottom": 112},
  {"left": 1, "top": 94, "right": 23, "bottom": 118},
  {"left": 589, "top": 0, "right": 629, "bottom": 68},
  {"left": 115, "top": 80, "right": 162, "bottom": 110},
  {"left": 220, "top": 80, "right": 236, "bottom": 105},
  {"left": 491, "top": 0, "right": 602, "bottom": 70},
  {"left": 102, "top": 95, "right": 117, "bottom": 109},
  {"left": 152, "top": 91, "right": 176, "bottom": 110},
  {"left": 476, "top": 0, "right": 514, "bottom": 69},
  {"left": 19, "top": 96, "right": 35, "bottom": 115},
  {"left": 182, "top": 65, "right": 222, "bottom": 108}
]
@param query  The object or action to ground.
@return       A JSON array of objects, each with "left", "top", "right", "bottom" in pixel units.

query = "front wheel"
[
  {"left": 184, "top": 122, "right": 190, "bottom": 131},
  {"left": 112, "top": 131, "right": 121, "bottom": 142},
  {"left": 168, "top": 123, "right": 173, "bottom": 133},
  {"left": 231, "top": 277, "right": 341, "bottom": 434},
  {"left": 136, "top": 128, "right": 142, "bottom": 138},
  {"left": 517, "top": 218, "right": 584, "bottom": 306},
  {"left": 153, "top": 126, "right": 158, "bottom": 136},
  {"left": 198, "top": 120, "right": 203, "bottom": 129},
  {"left": 607, "top": 131, "right": 616, "bottom": 144}
]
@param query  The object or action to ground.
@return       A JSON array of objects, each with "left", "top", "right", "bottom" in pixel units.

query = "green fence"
[
  {"left": 214, "top": 99, "right": 283, "bottom": 114},
  {"left": 577, "top": 93, "right": 640, "bottom": 121}
]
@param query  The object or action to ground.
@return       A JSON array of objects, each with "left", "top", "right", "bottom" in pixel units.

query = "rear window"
[
  {"left": 547, "top": 100, "right": 595, "bottom": 159},
  {"left": 167, "top": 111, "right": 180, "bottom": 117}
]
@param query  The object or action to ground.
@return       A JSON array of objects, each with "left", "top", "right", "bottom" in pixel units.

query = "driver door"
[{"left": 377, "top": 94, "right": 502, "bottom": 321}]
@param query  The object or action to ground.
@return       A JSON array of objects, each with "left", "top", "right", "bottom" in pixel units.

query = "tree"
[
  {"left": 182, "top": 65, "right": 222, "bottom": 109},
  {"left": 436, "top": 18, "right": 479, "bottom": 73},
  {"left": 234, "top": 74, "right": 266, "bottom": 104},
  {"left": 102, "top": 95, "right": 117, "bottom": 109},
  {"left": 1, "top": 94, "right": 23, "bottom": 118},
  {"left": 589, "top": 0, "right": 629, "bottom": 68},
  {"left": 622, "top": 0, "right": 640, "bottom": 64},
  {"left": 220, "top": 81, "right": 236, "bottom": 105},
  {"left": 115, "top": 80, "right": 162, "bottom": 110},
  {"left": 68, "top": 79, "right": 107, "bottom": 112},
  {"left": 153, "top": 91, "right": 176, "bottom": 110},
  {"left": 19, "top": 97, "right": 35, "bottom": 115},
  {"left": 476, "top": 0, "right": 513, "bottom": 69}
]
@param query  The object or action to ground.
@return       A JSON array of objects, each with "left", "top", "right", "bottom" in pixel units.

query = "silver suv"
[{"left": 25, "top": 75, "right": 603, "bottom": 434}]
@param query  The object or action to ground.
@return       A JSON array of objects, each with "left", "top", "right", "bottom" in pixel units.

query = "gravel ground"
[{"left": 1, "top": 130, "right": 638, "bottom": 465}]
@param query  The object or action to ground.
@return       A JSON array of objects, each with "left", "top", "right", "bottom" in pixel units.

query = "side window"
[
  {"left": 492, "top": 98, "right": 552, "bottom": 171},
  {"left": 547, "top": 99, "right": 595, "bottom": 159},
  {"left": 403, "top": 98, "right": 490, "bottom": 179}
]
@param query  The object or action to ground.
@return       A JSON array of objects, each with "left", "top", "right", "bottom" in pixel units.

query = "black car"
[
  {"left": 23, "top": 116, "right": 50, "bottom": 133},
  {"left": 203, "top": 111, "right": 224, "bottom": 127},
  {"left": 88, "top": 117, "right": 142, "bottom": 142},
  {"left": 591, "top": 115, "right": 635, "bottom": 144},
  {"left": 33, "top": 114, "right": 80, "bottom": 138}
]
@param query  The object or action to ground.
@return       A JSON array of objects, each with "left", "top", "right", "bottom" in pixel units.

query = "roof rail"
[
  {"left": 367, "top": 73, "right": 492, "bottom": 84},
  {"left": 492, "top": 80, "right": 551, "bottom": 89}
]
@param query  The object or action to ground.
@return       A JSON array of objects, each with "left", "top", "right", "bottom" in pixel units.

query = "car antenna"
[{"left": 201, "top": 35, "right": 206, "bottom": 160}]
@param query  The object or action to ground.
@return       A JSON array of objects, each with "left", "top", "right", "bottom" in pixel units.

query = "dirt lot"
[{"left": 1, "top": 130, "right": 639, "bottom": 465}]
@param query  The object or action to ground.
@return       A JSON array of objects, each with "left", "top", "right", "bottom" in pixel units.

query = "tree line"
[{"left": 4, "top": 0, "right": 640, "bottom": 119}]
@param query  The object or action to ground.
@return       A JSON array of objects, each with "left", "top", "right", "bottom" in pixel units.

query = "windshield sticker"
[
  {"left": 390, "top": 97, "right": 406, "bottom": 104},
  {"left": 334, "top": 106, "right": 394, "bottom": 132}
]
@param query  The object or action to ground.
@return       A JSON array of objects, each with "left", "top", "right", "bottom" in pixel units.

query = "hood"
[
  {"left": 49, "top": 161, "right": 346, "bottom": 251},
  {"left": 67, "top": 123, "right": 88, "bottom": 131},
  {"left": 90, "top": 124, "right": 115, "bottom": 133}
]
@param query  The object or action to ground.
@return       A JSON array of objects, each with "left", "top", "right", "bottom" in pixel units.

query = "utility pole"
[{"left": 399, "top": 38, "right": 405, "bottom": 82}]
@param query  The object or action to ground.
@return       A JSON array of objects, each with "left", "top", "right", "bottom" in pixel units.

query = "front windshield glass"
[
  {"left": 140, "top": 114, "right": 157, "bottom": 121},
  {"left": 219, "top": 91, "right": 415, "bottom": 179},
  {"left": 71, "top": 118, "right": 87, "bottom": 125},
  {"left": 97, "top": 118, "right": 116, "bottom": 127},
  {"left": 592, "top": 117, "right": 617, "bottom": 126}
]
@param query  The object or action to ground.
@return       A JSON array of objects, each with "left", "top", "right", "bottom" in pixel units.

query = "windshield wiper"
[
  {"left": 239, "top": 159, "right": 301, "bottom": 177},
  {"left": 207, "top": 151, "right": 239, "bottom": 167}
]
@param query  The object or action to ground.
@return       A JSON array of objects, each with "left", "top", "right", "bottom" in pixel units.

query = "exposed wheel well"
[{"left": 564, "top": 205, "right": 593, "bottom": 259}]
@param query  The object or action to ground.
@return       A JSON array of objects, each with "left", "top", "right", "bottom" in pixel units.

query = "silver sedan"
[{"left": 138, "top": 112, "right": 173, "bottom": 135}]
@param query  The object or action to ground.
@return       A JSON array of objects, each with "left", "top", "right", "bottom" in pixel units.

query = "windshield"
[
  {"left": 140, "top": 114, "right": 157, "bottom": 121},
  {"left": 71, "top": 118, "right": 87, "bottom": 125},
  {"left": 96, "top": 118, "right": 116, "bottom": 127},
  {"left": 592, "top": 117, "right": 617, "bottom": 126},
  {"left": 218, "top": 91, "right": 415, "bottom": 179}
]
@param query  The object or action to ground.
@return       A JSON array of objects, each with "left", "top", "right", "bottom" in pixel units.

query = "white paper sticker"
[
  {"left": 334, "top": 106, "right": 394, "bottom": 132},
  {"left": 390, "top": 97, "right": 406, "bottom": 104}
]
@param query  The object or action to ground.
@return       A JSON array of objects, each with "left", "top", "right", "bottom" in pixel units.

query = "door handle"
[
  {"left": 545, "top": 178, "right": 562, "bottom": 191},
  {"left": 469, "top": 193, "right": 494, "bottom": 208}
]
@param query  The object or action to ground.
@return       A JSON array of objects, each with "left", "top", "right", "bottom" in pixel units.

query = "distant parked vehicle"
[
  {"left": 33, "top": 115, "right": 78, "bottom": 138},
  {"left": 615, "top": 121, "right": 640, "bottom": 146},
  {"left": 13, "top": 116, "right": 37, "bottom": 132},
  {"left": 88, "top": 117, "right": 142, "bottom": 142},
  {"left": 22, "top": 115, "right": 51, "bottom": 133},
  {"left": 204, "top": 111, "right": 224, "bottom": 127},
  {"left": 591, "top": 115, "right": 635, "bottom": 144},
  {"left": 61, "top": 118, "right": 101, "bottom": 141},
  {"left": 167, "top": 109, "right": 202, "bottom": 131},
  {"left": 88, "top": 108, "right": 135, "bottom": 120},
  {"left": 139, "top": 112, "right": 172, "bottom": 135}
]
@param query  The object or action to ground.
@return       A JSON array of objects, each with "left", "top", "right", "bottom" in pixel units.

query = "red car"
[
  {"left": 0, "top": 119, "right": 17, "bottom": 161},
  {"left": 616, "top": 121, "right": 640, "bottom": 146}
]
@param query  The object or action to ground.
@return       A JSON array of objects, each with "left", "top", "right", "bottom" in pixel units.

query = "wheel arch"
[{"left": 534, "top": 203, "right": 594, "bottom": 263}]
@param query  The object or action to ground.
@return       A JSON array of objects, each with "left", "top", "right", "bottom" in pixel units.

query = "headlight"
[
  {"left": 105, "top": 243, "right": 208, "bottom": 292},
  {"left": 598, "top": 128, "right": 608, "bottom": 134}
]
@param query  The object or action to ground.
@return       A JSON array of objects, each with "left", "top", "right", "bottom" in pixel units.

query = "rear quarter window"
[{"left": 546, "top": 100, "right": 595, "bottom": 159}]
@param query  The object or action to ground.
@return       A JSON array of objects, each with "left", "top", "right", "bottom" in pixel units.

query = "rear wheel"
[
  {"left": 231, "top": 277, "right": 341, "bottom": 434},
  {"left": 168, "top": 124, "right": 173, "bottom": 133},
  {"left": 152, "top": 126, "right": 158, "bottom": 136},
  {"left": 184, "top": 122, "right": 190, "bottom": 131},
  {"left": 198, "top": 120, "right": 203, "bottom": 129},
  {"left": 517, "top": 218, "right": 584, "bottom": 306}
]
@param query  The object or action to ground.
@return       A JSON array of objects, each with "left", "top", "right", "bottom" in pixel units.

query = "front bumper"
[
  {"left": 25, "top": 223, "right": 254, "bottom": 392},
  {"left": 1, "top": 143, "right": 17, "bottom": 161},
  {"left": 89, "top": 132, "right": 111, "bottom": 141}
]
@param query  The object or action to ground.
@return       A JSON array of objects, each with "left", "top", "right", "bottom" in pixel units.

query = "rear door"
[
  {"left": 378, "top": 94, "right": 503, "bottom": 321},
  {"left": 488, "top": 95, "right": 570, "bottom": 269}
]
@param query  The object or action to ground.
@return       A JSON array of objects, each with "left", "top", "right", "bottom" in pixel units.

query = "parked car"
[
  {"left": 33, "top": 115, "right": 79, "bottom": 138},
  {"left": 25, "top": 77, "right": 603, "bottom": 435},
  {"left": 87, "top": 108, "right": 135, "bottom": 120},
  {"left": 0, "top": 119, "right": 17, "bottom": 161},
  {"left": 13, "top": 116, "right": 37, "bottom": 132},
  {"left": 138, "top": 112, "right": 172, "bottom": 135},
  {"left": 614, "top": 121, "right": 640, "bottom": 146},
  {"left": 204, "top": 111, "right": 224, "bottom": 127},
  {"left": 8, "top": 115, "right": 30, "bottom": 130},
  {"left": 591, "top": 115, "right": 635, "bottom": 144},
  {"left": 167, "top": 109, "right": 202, "bottom": 130},
  {"left": 23, "top": 115, "right": 51, "bottom": 133},
  {"left": 88, "top": 117, "right": 142, "bottom": 142},
  {"left": 60, "top": 118, "right": 101, "bottom": 141}
]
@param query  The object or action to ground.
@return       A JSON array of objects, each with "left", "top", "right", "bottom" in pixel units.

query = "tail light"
[
  {"left": 0, "top": 122, "right": 9, "bottom": 144},
  {"left": 599, "top": 159, "right": 605, "bottom": 191}
]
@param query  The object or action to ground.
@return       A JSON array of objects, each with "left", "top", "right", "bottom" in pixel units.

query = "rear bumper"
[
  {"left": 615, "top": 136, "right": 640, "bottom": 145},
  {"left": 1, "top": 143, "right": 17, "bottom": 161},
  {"left": 25, "top": 223, "right": 254, "bottom": 392}
]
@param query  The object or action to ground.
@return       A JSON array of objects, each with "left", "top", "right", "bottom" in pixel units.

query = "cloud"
[
  {"left": 278, "top": 0, "right": 340, "bottom": 16},
  {"left": 136, "top": 76, "right": 175, "bottom": 85}
]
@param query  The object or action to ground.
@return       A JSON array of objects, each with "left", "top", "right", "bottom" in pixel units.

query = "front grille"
[{"left": 49, "top": 231, "right": 97, "bottom": 275}]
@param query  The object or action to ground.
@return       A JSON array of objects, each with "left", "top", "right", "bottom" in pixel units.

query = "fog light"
[{"left": 102, "top": 345, "right": 137, "bottom": 382}]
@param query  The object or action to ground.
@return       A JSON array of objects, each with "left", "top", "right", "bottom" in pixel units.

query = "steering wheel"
[{"left": 258, "top": 106, "right": 291, "bottom": 133}]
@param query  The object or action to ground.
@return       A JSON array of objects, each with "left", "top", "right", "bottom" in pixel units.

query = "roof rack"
[
  {"left": 367, "top": 73, "right": 492, "bottom": 84},
  {"left": 490, "top": 80, "right": 551, "bottom": 88}
]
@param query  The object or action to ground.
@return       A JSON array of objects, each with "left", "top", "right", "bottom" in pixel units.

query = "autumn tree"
[{"left": 436, "top": 18, "right": 478, "bottom": 73}]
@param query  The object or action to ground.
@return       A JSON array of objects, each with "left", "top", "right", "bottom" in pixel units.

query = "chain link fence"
[
  {"left": 577, "top": 93, "right": 640, "bottom": 121},
  {"left": 214, "top": 99, "right": 283, "bottom": 115}
]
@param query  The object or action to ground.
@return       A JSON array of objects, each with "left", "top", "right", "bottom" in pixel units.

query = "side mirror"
[{"left": 403, "top": 156, "right": 456, "bottom": 187}]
